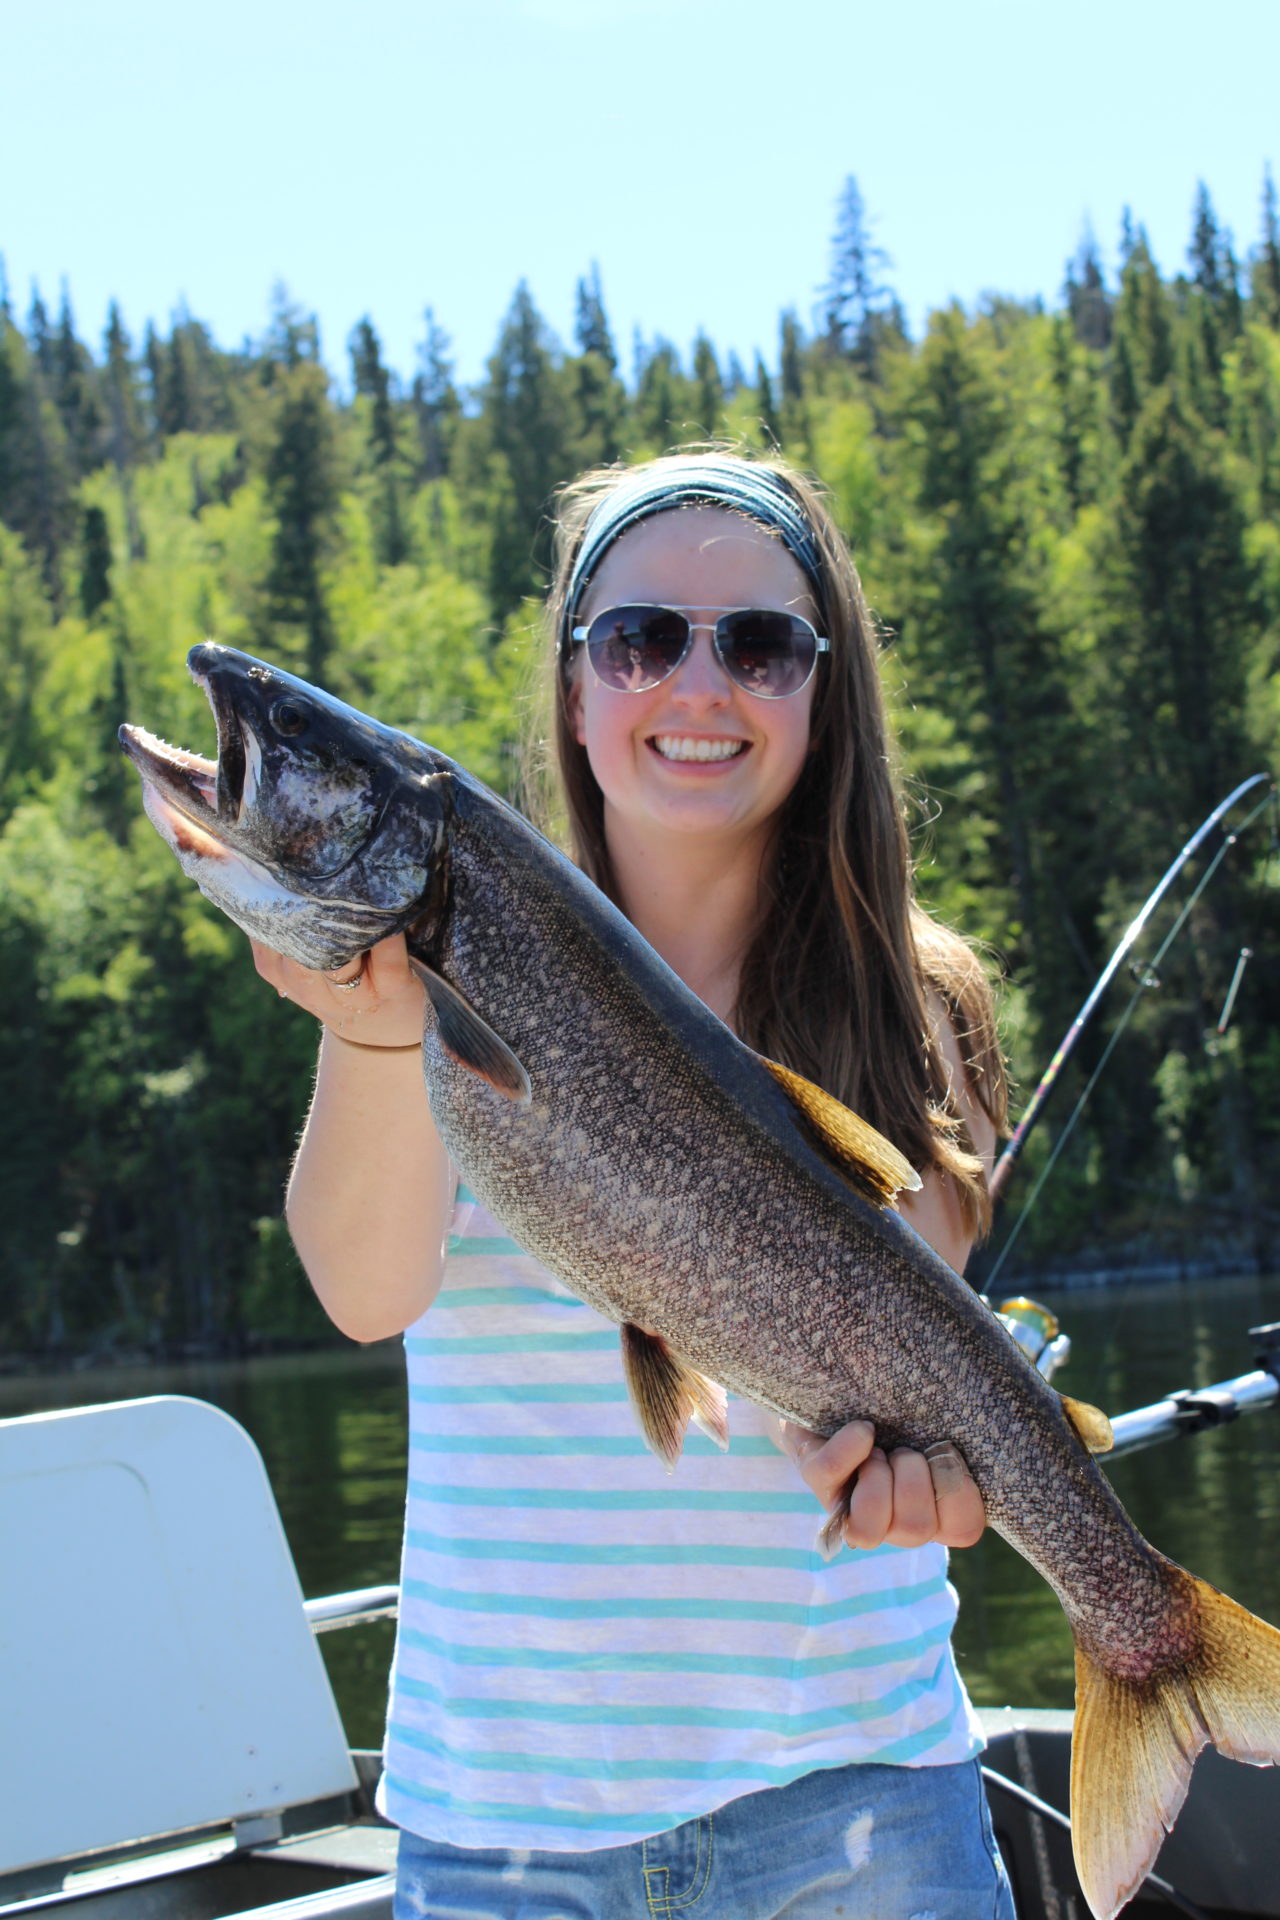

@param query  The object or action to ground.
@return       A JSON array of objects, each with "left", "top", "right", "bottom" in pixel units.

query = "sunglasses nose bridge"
[{"left": 666, "top": 623, "right": 735, "bottom": 700}]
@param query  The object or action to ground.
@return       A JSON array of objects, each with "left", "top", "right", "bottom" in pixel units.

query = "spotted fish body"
[{"left": 121, "top": 645, "right": 1280, "bottom": 1920}]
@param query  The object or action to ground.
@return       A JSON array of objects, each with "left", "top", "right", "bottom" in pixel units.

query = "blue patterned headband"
[{"left": 562, "top": 459, "right": 825, "bottom": 653}]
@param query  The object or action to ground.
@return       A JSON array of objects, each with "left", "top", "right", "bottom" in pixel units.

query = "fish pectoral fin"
[
  {"left": 620, "top": 1324, "right": 729, "bottom": 1470},
  {"left": 758, "top": 1056, "right": 922, "bottom": 1205},
  {"left": 408, "top": 958, "right": 531, "bottom": 1103},
  {"left": 1059, "top": 1393, "right": 1114, "bottom": 1454}
]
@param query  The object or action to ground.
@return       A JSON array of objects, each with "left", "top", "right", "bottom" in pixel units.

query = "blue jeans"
[{"left": 393, "top": 1757, "right": 1015, "bottom": 1919}]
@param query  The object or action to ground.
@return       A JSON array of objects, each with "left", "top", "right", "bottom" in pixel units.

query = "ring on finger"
[{"left": 327, "top": 962, "right": 366, "bottom": 992}]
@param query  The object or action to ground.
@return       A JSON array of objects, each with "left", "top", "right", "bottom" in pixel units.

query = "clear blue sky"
[{"left": 3, "top": 0, "right": 1276, "bottom": 391}]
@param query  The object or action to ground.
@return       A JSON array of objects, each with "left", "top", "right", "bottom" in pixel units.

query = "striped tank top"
[{"left": 379, "top": 1186, "right": 983, "bottom": 1851}]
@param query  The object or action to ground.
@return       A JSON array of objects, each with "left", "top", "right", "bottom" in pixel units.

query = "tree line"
[{"left": 1, "top": 172, "right": 1278, "bottom": 1358}]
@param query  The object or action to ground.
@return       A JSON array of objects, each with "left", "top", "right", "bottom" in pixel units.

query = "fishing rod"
[{"left": 988, "top": 771, "right": 1276, "bottom": 1212}]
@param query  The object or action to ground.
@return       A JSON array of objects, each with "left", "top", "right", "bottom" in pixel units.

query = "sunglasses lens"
[
  {"left": 718, "top": 611, "right": 817, "bottom": 697},
  {"left": 586, "top": 607, "right": 689, "bottom": 690}
]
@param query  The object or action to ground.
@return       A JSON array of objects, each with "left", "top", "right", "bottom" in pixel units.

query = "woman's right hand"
[{"left": 251, "top": 933, "right": 427, "bottom": 1049}]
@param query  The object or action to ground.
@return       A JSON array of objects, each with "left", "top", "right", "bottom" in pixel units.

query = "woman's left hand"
[{"left": 776, "top": 1418, "right": 986, "bottom": 1551}]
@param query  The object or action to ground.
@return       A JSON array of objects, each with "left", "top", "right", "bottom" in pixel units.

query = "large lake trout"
[{"left": 121, "top": 645, "right": 1280, "bottom": 1919}]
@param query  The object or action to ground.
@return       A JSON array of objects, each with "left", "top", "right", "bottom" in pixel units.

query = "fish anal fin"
[
  {"left": 409, "top": 957, "right": 531, "bottom": 1102},
  {"left": 620, "top": 1323, "right": 728, "bottom": 1470},
  {"left": 759, "top": 1056, "right": 921, "bottom": 1205},
  {"left": 1069, "top": 1563, "right": 1280, "bottom": 1920},
  {"left": 1060, "top": 1393, "right": 1115, "bottom": 1455}
]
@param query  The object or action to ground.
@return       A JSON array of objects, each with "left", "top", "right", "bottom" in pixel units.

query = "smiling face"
[{"left": 567, "top": 508, "right": 820, "bottom": 861}]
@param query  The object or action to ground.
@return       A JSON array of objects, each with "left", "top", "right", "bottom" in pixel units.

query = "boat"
[{"left": 2, "top": 1322, "right": 1278, "bottom": 1920}]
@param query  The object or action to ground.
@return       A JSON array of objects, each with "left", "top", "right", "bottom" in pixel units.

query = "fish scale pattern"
[{"left": 378, "top": 1186, "right": 982, "bottom": 1851}]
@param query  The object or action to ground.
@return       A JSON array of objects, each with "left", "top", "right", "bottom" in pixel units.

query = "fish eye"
[{"left": 271, "top": 699, "right": 308, "bottom": 738}]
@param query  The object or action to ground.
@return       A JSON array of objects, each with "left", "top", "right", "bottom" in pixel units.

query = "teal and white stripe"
[{"left": 380, "top": 1187, "right": 982, "bottom": 1851}]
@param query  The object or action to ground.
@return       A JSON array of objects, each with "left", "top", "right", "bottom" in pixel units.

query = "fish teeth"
[
  {"left": 652, "top": 736, "right": 746, "bottom": 763},
  {"left": 237, "top": 725, "right": 263, "bottom": 823}
]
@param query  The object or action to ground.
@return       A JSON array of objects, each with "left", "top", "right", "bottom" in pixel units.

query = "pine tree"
[
  {"left": 1109, "top": 232, "right": 1173, "bottom": 444},
  {"left": 348, "top": 317, "right": 406, "bottom": 564},
  {"left": 26, "top": 288, "right": 54, "bottom": 381},
  {"left": 1064, "top": 227, "right": 1112, "bottom": 350},
  {"left": 0, "top": 313, "right": 75, "bottom": 599},
  {"left": 573, "top": 263, "right": 616, "bottom": 371},
  {"left": 820, "top": 175, "right": 893, "bottom": 374},
  {"left": 692, "top": 333, "right": 722, "bottom": 436},
  {"left": 80, "top": 504, "right": 112, "bottom": 617},
  {"left": 263, "top": 361, "right": 340, "bottom": 681},
  {"left": 412, "top": 308, "right": 459, "bottom": 483},
  {"left": 1186, "top": 184, "right": 1244, "bottom": 423},
  {"left": 52, "top": 286, "right": 103, "bottom": 475},
  {"left": 778, "top": 311, "right": 808, "bottom": 451},
  {"left": 1249, "top": 165, "right": 1280, "bottom": 328},
  {"left": 261, "top": 283, "right": 321, "bottom": 374},
  {"left": 898, "top": 305, "right": 1097, "bottom": 1020},
  {"left": 567, "top": 269, "right": 626, "bottom": 470},
  {"left": 103, "top": 304, "right": 146, "bottom": 558},
  {"left": 755, "top": 354, "right": 781, "bottom": 448},
  {"left": 633, "top": 339, "right": 688, "bottom": 452},
  {"left": 482, "top": 282, "right": 571, "bottom": 612}
]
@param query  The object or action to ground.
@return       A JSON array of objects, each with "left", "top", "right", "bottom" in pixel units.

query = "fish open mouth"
[{"left": 118, "top": 658, "right": 257, "bottom": 844}]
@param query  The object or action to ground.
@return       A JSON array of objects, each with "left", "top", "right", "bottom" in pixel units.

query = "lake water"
[{"left": 3, "top": 1273, "right": 1277, "bottom": 1748}]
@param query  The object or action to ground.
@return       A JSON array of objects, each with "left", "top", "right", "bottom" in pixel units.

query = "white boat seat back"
[{"left": 0, "top": 1394, "right": 358, "bottom": 1878}]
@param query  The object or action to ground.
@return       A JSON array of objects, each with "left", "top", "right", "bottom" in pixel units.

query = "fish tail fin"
[{"left": 1071, "top": 1563, "right": 1280, "bottom": 1920}]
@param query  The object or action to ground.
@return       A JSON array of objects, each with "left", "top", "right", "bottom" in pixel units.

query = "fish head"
[{"left": 119, "top": 643, "right": 453, "bottom": 969}]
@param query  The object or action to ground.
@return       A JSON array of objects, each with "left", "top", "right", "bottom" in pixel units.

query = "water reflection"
[
  {"left": 3, "top": 1274, "right": 1277, "bottom": 1739},
  {"left": 951, "top": 1272, "right": 1280, "bottom": 1708}
]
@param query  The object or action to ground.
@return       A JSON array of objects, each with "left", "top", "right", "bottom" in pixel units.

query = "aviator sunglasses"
[{"left": 571, "top": 604, "right": 830, "bottom": 700}]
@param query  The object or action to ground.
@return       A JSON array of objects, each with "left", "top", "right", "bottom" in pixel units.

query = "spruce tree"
[
  {"left": 755, "top": 354, "right": 781, "bottom": 448},
  {"left": 1109, "top": 232, "right": 1173, "bottom": 444},
  {"left": 26, "top": 288, "right": 54, "bottom": 380},
  {"left": 482, "top": 282, "right": 571, "bottom": 612},
  {"left": 573, "top": 263, "right": 617, "bottom": 371},
  {"left": 1064, "top": 228, "right": 1112, "bottom": 350},
  {"left": 633, "top": 339, "right": 688, "bottom": 452},
  {"left": 79, "top": 504, "right": 112, "bottom": 617},
  {"left": 103, "top": 304, "right": 146, "bottom": 558},
  {"left": 1249, "top": 165, "right": 1280, "bottom": 328},
  {"left": 0, "top": 314, "right": 75, "bottom": 600},
  {"left": 262, "top": 282, "right": 320, "bottom": 374},
  {"left": 820, "top": 175, "right": 892, "bottom": 374},
  {"left": 263, "top": 360, "right": 340, "bottom": 681},
  {"left": 53, "top": 287, "right": 103, "bottom": 475},
  {"left": 692, "top": 333, "right": 722, "bottom": 436},
  {"left": 412, "top": 308, "right": 459, "bottom": 483},
  {"left": 566, "top": 268, "right": 626, "bottom": 470},
  {"left": 349, "top": 317, "right": 394, "bottom": 447}
]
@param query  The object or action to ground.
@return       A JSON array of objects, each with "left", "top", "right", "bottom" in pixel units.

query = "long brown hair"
[{"left": 534, "top": 450, "right": 1007, "bottom": 1238}]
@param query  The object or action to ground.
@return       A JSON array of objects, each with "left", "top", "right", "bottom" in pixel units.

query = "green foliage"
[{"left": 3, "top": 175, "right": 1280, "bottom": 1351}]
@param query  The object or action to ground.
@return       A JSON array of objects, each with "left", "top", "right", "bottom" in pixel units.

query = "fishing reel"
[{"left": 985, "top": 1296, "right": 1072, "bottom": 1381}]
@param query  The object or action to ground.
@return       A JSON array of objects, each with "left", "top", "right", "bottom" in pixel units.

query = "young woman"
[{"left": 255, "top": 452, "right": 1014, "bottom": 1918}]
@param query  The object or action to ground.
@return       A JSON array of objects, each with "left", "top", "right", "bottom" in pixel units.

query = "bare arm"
[
  {"left": 254, "top": 934, "right": 454, "bottom": 1343},
  {"left": 896, "top": 990, "right": 998, "bottom": 1276}
]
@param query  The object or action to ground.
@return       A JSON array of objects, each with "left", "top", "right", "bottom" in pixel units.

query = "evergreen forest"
[{"left": 2, "top": 176, "right": 1279, "bottom": 1360}]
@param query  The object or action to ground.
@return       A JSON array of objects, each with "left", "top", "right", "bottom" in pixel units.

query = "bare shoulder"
[
  {"left": 923, "top": 989, "right": 997, "bottom": 1176},
  {"left": 896, "top": 993, "right": 996, "bottom": 1275}
]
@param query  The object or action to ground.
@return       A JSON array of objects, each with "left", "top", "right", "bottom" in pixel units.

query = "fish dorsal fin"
[
  {"left": 759, "top": 1056, "right": 922, "bottom": 1206},
  {"left": 620, "top": 1324, "right": 730, "bottom": 1471},
  {"left": 409, "top": 958, "right": 531, "bottom": 1103},
  {"left": 1060, "top": 1393, "right": 1114, "bottom": 1455}
]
